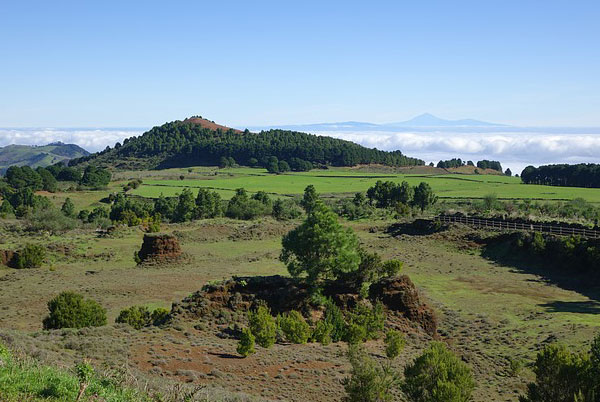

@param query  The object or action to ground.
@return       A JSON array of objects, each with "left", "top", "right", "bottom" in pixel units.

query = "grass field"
[{"left": 129, "top": 166, "right": 600, "bottom": 202}]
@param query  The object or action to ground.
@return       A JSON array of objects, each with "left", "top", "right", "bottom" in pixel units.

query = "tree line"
[
  {"left": 521, "top": 163, "right": 600, "bottom": 188},
  {"left": 69, "top": 120, "right": 424, "bottom": 169}
]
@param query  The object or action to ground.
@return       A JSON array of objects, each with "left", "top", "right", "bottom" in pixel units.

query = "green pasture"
[{"left": 130, "top": 167, "right": 600, "bottom": 202}]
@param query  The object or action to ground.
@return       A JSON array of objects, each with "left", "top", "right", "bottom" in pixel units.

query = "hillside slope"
[
  {"left": 70, "top": 117, "right": 424, "bottom": 170},
  {"left": 0, "top": 142, "right": 89, "bottom": 173}
]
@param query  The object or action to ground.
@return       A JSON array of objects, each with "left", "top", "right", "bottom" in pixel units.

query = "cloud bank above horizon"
[
  {"left": 312, "top": 130, "right": 600, "bottom": 173},
  {"left": 2, "top": 128, "right": 600, "bottom": 174}
]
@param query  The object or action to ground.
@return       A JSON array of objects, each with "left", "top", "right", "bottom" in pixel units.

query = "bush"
[
  {"left": 150, "top": 308, "right": 170, "bottom": 326},
  {"left": 43, "top": 292, "right": 107, "bottom": 329},
  {"left": 323, "top": 298, "right": 347, "bottom": 343},
  {"left": 520, "top": 342, "right": 594, "bottom": 402},
  {"left": 312, "top": 319, "right": 333, "bottom": 345},
  {"left": 342, "top": 345, "right": 399, "bottom": 402},
  {"left": 237, "top": 328, "right": 256, "bottom": 357},
  {"left": 116, "top": 306, "right": 152, "bottom": 329},
  {"left": 80, "top": 165, "right": 111, "bottom": 188},
  {"left": 26, "top": 207, "right": 79, "bottom": 233},
  {"left": 14, "top": 244, "right": 46, "bottom": 269},
  {"left": 277, "top": 311, "right": 311, "bottom": 344},
  {"left": 115, "top": 305, "right": 169, "bottom": 329},
  {"left": 195, "top": 188, "right": 222, "bottom": 219},
  {"left": 402, "top": 342, "right": 475, "bottom": 402},
  {"left": 61, "top": 198, "right": 76, "bottom": 217},
  {"left": 345, "top": 302, "right": 385, "bottom": 342},
  {"left": 385, "top": 330, "right": 406, "bottom": 359},
  {"left": 272, "top": 199, "right": 302, "bottom": 220},
  {"left": 248, "top": 305, "right": 277, "bottom": 348}
]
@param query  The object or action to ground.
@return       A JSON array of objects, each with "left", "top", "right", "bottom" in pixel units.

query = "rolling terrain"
[{"left": 0, "top": 142, "right": 89, "bottom": 173}]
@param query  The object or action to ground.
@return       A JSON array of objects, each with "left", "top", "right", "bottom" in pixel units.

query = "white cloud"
[
  {"left": 2, "top": 127, "right": 600, "bottom": 175},
  {"left": 0, "top": 128, "right": 145, "bottom": 153},
  {"left": 318, "top": 130, "right": 600, "bottom": 174}
]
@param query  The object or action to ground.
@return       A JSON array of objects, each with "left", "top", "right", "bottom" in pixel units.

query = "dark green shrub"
[
  {"left": 323, "top": 298, "right": 347, "bottom": 343},
  {"left": 343, "top": 345, "right": 399, "bottom": 402},
  {"left": 116, "top": 306, "right": 169, "bottom": 329},
  {"left": 61, "top": 198, "right": 75, "bottom": 217},
  {"left": 248, "top": 305, "right": 276, "bottom": 348},
  {"left": 195, "top": 188, "right": 222, "bottom": 219},
  {"left": 385, "top": 330, "right": 406, "bottom": 359},
  {"left": 14, "top": 244, "right": 46, "bottom": 269},
  {"left": 43, "top": 292, "right": 107, "bottom": 329},
  {"left": 520, "top": 342, "right": 593, "bottom": 402},
  {"left": 345, "top": 302, "right": 385, "bottom": 342},
  {"left": 312, "top": 319, "right": 333, "bottom": 345},
  {"left": 0, "top": 200, "right": 15, "bottom": 218},
  {"left": 272, "top": 199, "right": 302, "bottom": 220},
  {"left": 237, "top": 328, "right": 256, "bottom": 357},
  {"left": 402, "top": 342, "right": 475, "bottom": 402},
  {"left": 115, "top": 306, "right": 152, "bottom": 329},
  {"left": 226, "top": 188, "right": 271, "bottom": 220},
  {"left": 277, "top": 311, "right": 311, "bottom": 344},
  {"left": 150, "top": 308, "right": 170, "bottom": 326},
  {"left": 80, "top": 166, "right": 111, "bottom": 188}
]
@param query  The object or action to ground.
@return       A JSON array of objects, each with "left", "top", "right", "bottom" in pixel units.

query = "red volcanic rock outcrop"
[
  {"left": 137, "top": 234, "right": 182, "bottom": 264},
  {"left": 171, "top": 274, "right": 438, "bottom": 336}
]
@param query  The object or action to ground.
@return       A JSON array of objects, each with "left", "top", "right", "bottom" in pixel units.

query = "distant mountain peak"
[{"left": 392, "top": 113, "right": 505, "bottom": 127}]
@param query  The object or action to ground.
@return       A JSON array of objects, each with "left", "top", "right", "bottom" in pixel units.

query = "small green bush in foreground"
[{"left": 43, "top": 291, "right": 107, "bottom": 330}]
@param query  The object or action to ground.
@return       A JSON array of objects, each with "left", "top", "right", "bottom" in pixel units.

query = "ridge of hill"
[
  {"left": 69, "top": 117, "right": 424, "bottom": 170},
  {"left": 0, "top": 142, "right": 90, "bottom": 174}
]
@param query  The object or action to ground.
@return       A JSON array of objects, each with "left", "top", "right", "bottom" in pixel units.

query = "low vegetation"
[{"left": 42, "top": 291, "right": 107, "bottom": 330}]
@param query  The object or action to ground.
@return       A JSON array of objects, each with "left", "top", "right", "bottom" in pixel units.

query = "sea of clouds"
[
  {"left": 2, "top": 127, "right": 600, "bottom": 175},
  {"left": 321, "top": 130, "right": 600, "bottom": 174}
]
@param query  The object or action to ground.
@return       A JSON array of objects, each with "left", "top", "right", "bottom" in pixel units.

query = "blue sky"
[{"left": 1, "top": 1, "right": 599, "bottom": 127}]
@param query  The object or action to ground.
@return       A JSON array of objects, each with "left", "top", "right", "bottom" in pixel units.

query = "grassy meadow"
[{"left": 127, "top": 166, "right": 600, "bottom": 202}]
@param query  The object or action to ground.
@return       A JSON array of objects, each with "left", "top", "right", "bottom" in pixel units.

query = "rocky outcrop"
[
  {"left": 170, "top": 274, "right": 437, "bottom": 336},
  {"left": 137, "top": 234, "right": 182, "bottom": 264},
  {"left": 369, "top": 275, "right": 438, "bottom": 336}
]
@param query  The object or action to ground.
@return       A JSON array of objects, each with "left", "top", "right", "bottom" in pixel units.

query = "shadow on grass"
[
  {"left": 539, "top": 300, "right": 600, "bottom": 314},
  {"left": 481, "top": 234, "right": 600, "bottom": 303},
  {"left": 207, "top": 351, "right": 244, "bottom": 359}
]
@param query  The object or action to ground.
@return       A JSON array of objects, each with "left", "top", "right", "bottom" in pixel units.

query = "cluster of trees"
[
  {"left": 3, "top": 164, "right": 111, "bottom": 192},
  {"left": 366, "top": 181, "right": 438, "bottom": 212},
  {"left": 521, "top": 163, "right": 600, "bottom": 188},
  {"left": 476, "top": 159, "right": 503, "bottom": 172},
  {"left": 512, "top": 232, "right": 600, "bottom": 284},
  {"left": 107, "top": 187, "right": 303, "bottom": 227},
  {"left": 237, "top": 299, "right": 387, "bottom": 358},
  {"left": 343, "top": 341, "right": 475, "bottom": 402},
  {"left": 520, "top": 334, "right": 600, "bottom": 402},
  {"left": 69, "top": 120, "right": 424, "bottom": 169},
  {"left": 437, "top": 158, "right": 468, "bottom": 168},
  {"left": 435, "top": 158, "right": 503, "bottom": 173}
]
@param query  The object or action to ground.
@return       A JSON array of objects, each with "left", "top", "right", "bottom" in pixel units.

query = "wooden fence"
[{"left": 437, "top": 215, "right": 600, "bottom": 239}]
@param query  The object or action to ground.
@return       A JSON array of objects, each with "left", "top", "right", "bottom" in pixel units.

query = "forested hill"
[
  {"left": 0, "top": 142, "right": 89, "bottom": 174},
  {"left": 69, "top": 118, "right": 424, "bottom": 170}
]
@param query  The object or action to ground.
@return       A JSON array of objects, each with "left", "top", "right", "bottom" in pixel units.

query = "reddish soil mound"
[
  {"left": 0, "top": 250, "right": 15, "bottom": 267},
  {"left": 183, "top": 117, "right": 243, "bottom": 134},
  {"left": 137, "top": 234, "right": 182, "bottom": 263},
  {"left": 369, "top": 276, "right": 438, "bottom": 336},
  {"left": 171, "top": 274, "right": 437, "bottom": 336}
]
